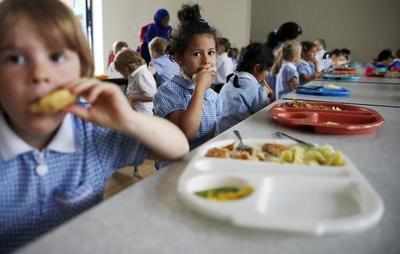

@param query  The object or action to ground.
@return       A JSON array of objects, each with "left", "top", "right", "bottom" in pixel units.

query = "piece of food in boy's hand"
[
  {"left": 31, "top": 89, "right": 76, "bottom": 113},
  {"left": 262, "top": 143, "right": 289, "bottom": 156}
]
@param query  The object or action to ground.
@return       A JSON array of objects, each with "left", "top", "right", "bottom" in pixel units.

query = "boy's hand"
[
  {"left": 65, "top": 79, "right": 134, "bottom": 132},
  {"left": 193, "top": 64, "right": 216, "bottom": 91}
]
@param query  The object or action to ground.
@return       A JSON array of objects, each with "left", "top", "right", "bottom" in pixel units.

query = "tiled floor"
[{"left": 104, "top": 160, "right": 156, "bottom": 199}]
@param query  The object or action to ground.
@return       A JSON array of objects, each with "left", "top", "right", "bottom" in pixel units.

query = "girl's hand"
[
  {"left": 65, "top": 79, "right": 134, "bottom": 132},
  {"left": 193, "top": 64, "right": 216, "bottom": 91}
]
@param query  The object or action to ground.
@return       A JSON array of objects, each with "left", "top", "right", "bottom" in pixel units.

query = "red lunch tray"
[{"left": 270, "top": 101, "right": 384, "bottom": 134}]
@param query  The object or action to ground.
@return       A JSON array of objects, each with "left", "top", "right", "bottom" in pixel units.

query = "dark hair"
[
  {"left": 301, "top": 41, "right": 316, "bottom": 55},
  {"left": 396, "top": 49, "right": 400, "bottom": 58},
  {"left": 230, "top": 43, "right": 274, "bottom": 87},
  {"left": 217, "top": 37, "right": 231, "bottom": 52},
  {"left": 266, "top": 22, "right": 302, "bottom": 49},
  {"left": 376, "top": 49, "right": 393, "bottom": 62},
  {"left": 170, "top": 4, "right": 216, "bottom": 57},
  {"left": 228, "top": 47, "right": 239, "bottom": 59}
]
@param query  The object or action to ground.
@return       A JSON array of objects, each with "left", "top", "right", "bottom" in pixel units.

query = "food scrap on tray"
[
  {"left": 284, "top": 101, "right": 342, "bottom": 111},
  {"left": 205, "top": 143, "right": 345, "bottom": 166},
  {"left": 195, "top": 186, "right": 254, "bottom": 201}
]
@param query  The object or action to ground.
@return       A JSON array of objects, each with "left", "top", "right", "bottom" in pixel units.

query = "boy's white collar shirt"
[{"left": 0, "top": 113, "right": 76, "bottom": 161}]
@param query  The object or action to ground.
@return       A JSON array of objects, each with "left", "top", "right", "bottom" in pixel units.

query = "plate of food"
[
  {"left": 177, "top": 137, "right": 384, "bottom": 235},
  {"left": 270, "top": 101, "right": 384, "bottom": 134},
  {"left": 296, "top": 83, "right": 350, "bottom": 97},
  {"left": 322, "top": 68, "right": 360, "bottom": 81}
]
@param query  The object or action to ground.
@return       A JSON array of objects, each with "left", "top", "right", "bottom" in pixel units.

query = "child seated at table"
[
  {"left": 148, "top": 36, "right": 180, "bottom": 86},
  {"left": 0, "top": 0, "right": 189, "bottom": 251},
  {"left": 272, "top": 41, "right": 301, "bottom": 99},
  {"left": 389, "top": 48, "right": 400, "bottom": 72},
  {"left": 327, "top": 48, "right": 350, "bottom": 69},
  {"left": 153, "top": 4, "right": 220, "bottom": 149},
  {"left": 218, "top": 43, "right": 274, "bottom": 133},
  {"left": 297, "top": 41, "right": 321, "bottom": 85},
  {"left": 365, "top": 49, "right": 394, "bottom": 77},
  {"left": 114, "top": 49, "right": 158, "bottom": 114},
  {"left": 106, "top": 40, "right": 128, "bottom": 78}
]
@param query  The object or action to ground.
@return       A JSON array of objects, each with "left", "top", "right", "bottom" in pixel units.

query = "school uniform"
[
  {"left": 216, "top": 52, "right": 235, "bottom": 84},
  {"left": 297, "top": 59, "right": 316, "bottom": 85},
  {"left": 150, "top": 55, "right": 180, "bottom": 86},
  {"left": 390, "top": 59, "right": 400, "bottom": 71},
  {"left": 0, "top": 113, "right": 146, "bottom": 251},
  {"left": 153, "top": 74, "right": 220, "bottom": 149},
  {"left": 126, "top": 64, "right": 157, "bottom": 114},
  {"left": 106, "top": 62, "right": 124, "bottom": 79},
  {"left": 218, "top": 72, "right": 271, "bottom": 133},
  {"left": 275, "top": 61, "right": 299, "bottom": 99},
  {"left": 214, "top": 52, "right": 234, "bottom": 92},
  {"left": 315, "top": 49, "right": 326, "bottom": 72}
]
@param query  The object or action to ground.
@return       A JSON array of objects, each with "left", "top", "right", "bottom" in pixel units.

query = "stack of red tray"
[{"left": 270, "top": 101, "right": 384, "bottom": 134}]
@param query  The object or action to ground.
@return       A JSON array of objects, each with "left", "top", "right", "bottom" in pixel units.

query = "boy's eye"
[
  {"left": 3, "top": 54, "right": 26, "bottom": 65},
  {"left": 192, "top": 52, "right": 201, "bottom": 57},
  {"left": 50, "top": 51, "right": 66, "bottom": 63},
  {"left": 208, "top": 50, "right": 216, "bottom": 56}
]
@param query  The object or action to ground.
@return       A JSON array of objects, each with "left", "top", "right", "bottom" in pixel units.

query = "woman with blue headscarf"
[{"left": 141, "top": 8, "right": 172, "bottom": 63}]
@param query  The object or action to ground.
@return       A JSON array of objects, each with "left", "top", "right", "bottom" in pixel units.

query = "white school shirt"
[
  {"left": 126, "top": 64, "right": 157, "bottom": 114},
  {"left": 275, "top": 61, "right": 299, "bottom": 99},
  {"left": 106, "top": 62, "right": 124, "bottom": 79},
  {"left": 216, "top": 52, "right": 234, "bottom": 84}
]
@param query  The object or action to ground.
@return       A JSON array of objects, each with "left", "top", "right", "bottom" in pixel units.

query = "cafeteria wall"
[
  {"left": 100, "top": 0, "right": 251, "bottom": 73},
  {"left": 251, "top": 0, "right": 400, "bottom": 63}
]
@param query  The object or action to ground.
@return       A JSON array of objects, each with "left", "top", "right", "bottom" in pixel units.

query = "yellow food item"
[
  {"left": 31, "top": 89, "right": 76, "bottom": 113},
  {"left": 205, "top": 142, "right": 346, "bottom": 167},
  {"left": 195, "top": 186, "right": 254, "bottom": 201}
]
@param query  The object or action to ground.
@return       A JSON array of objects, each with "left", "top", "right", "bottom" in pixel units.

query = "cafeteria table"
[
  {"left": 18, "top": 101, "right": 400, "bottom": 254},
  {"left": 282, "top": 81, "right": 400, "bottom": 108},
  {"left": 318, "top": 76, "right": 400, "bottom": 85}
]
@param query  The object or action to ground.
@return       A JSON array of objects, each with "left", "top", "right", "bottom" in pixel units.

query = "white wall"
[
  {"left": 250, "top": 0, "right": 400, "bottom": 63},
  {"left": 99, "top": 0, "right": 251, "bottom": 73}
]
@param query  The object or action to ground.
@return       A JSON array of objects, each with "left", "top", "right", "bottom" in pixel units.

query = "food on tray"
[
  {"left": 283, "top": 101, "right": 342, "bottom": 111},
  {"left": 195, "top": 185, "right": 254, "bottom": 201},
  {"left": 205, "top": 143, "right": 345, "bottom": 166},
  {"left": 262, "top": 143, "right": 289, "bottom": 156},
  {"left": 31, "top": 89, "right": 76, "bottom": 113},
  {"left": 331, "top": 67, "right": 356, "bottom": 75}
]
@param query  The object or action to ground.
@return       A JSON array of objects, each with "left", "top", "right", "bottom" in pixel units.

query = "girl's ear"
[{"left": 253, "top": 64, "right": 262, "bottom": 74}]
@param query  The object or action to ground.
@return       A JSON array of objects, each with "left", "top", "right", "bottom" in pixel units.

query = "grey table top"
[
  {"left": 318, "top": 76, "right": 400, "bottom": 84},
  {"left": 282, "top": 81, "right": 400, "bottom": 107},
  {"left": 19, "top": 102, "right": 400, "bottom": 254}
]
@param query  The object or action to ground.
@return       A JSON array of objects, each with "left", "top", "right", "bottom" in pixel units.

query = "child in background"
[
  {"left": 228, "top": 47, "right": 239, "bottom": 70},
  {"left": 214, "top": 37, "right": 234, "bottom": 92},
  {"left": 106, "top": 40, "right": 128, "bottom": 78},
  {"left": 389, "top": 48, "right": 400, "bottom": 72},
  {"left": 329, "top": 49, "right": 349, "bottom": 68},
  {"left": 365, "top": 49, "right": 394, "bottom": 76},
  {"left": 272, "top": 41, "right": 302, "bottom": 99},
  {"left": 148, "top": 36, "right": 180, "bottom": 86},
  {"left": 153, "top": 4, "right": 220, "bottom": 149},
  {"left": 297, "top": 41, "right": 320, "bottom": 85},
  {"left": 114, "top": 49, "right": 157, "bottom": 114},
  {"left": 0, "top": 0, "right": 189, "bottom": 251},
  {"left": 218, "top": 43, "right": 274, "bottom": 133},
  {"left": 314, "top": 38, "right": 330, "bottom": 71}
]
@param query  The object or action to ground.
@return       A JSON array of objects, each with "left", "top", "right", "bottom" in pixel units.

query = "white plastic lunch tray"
[{"left": 177, "top": 139, "right": 384, "bottom": 236}]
